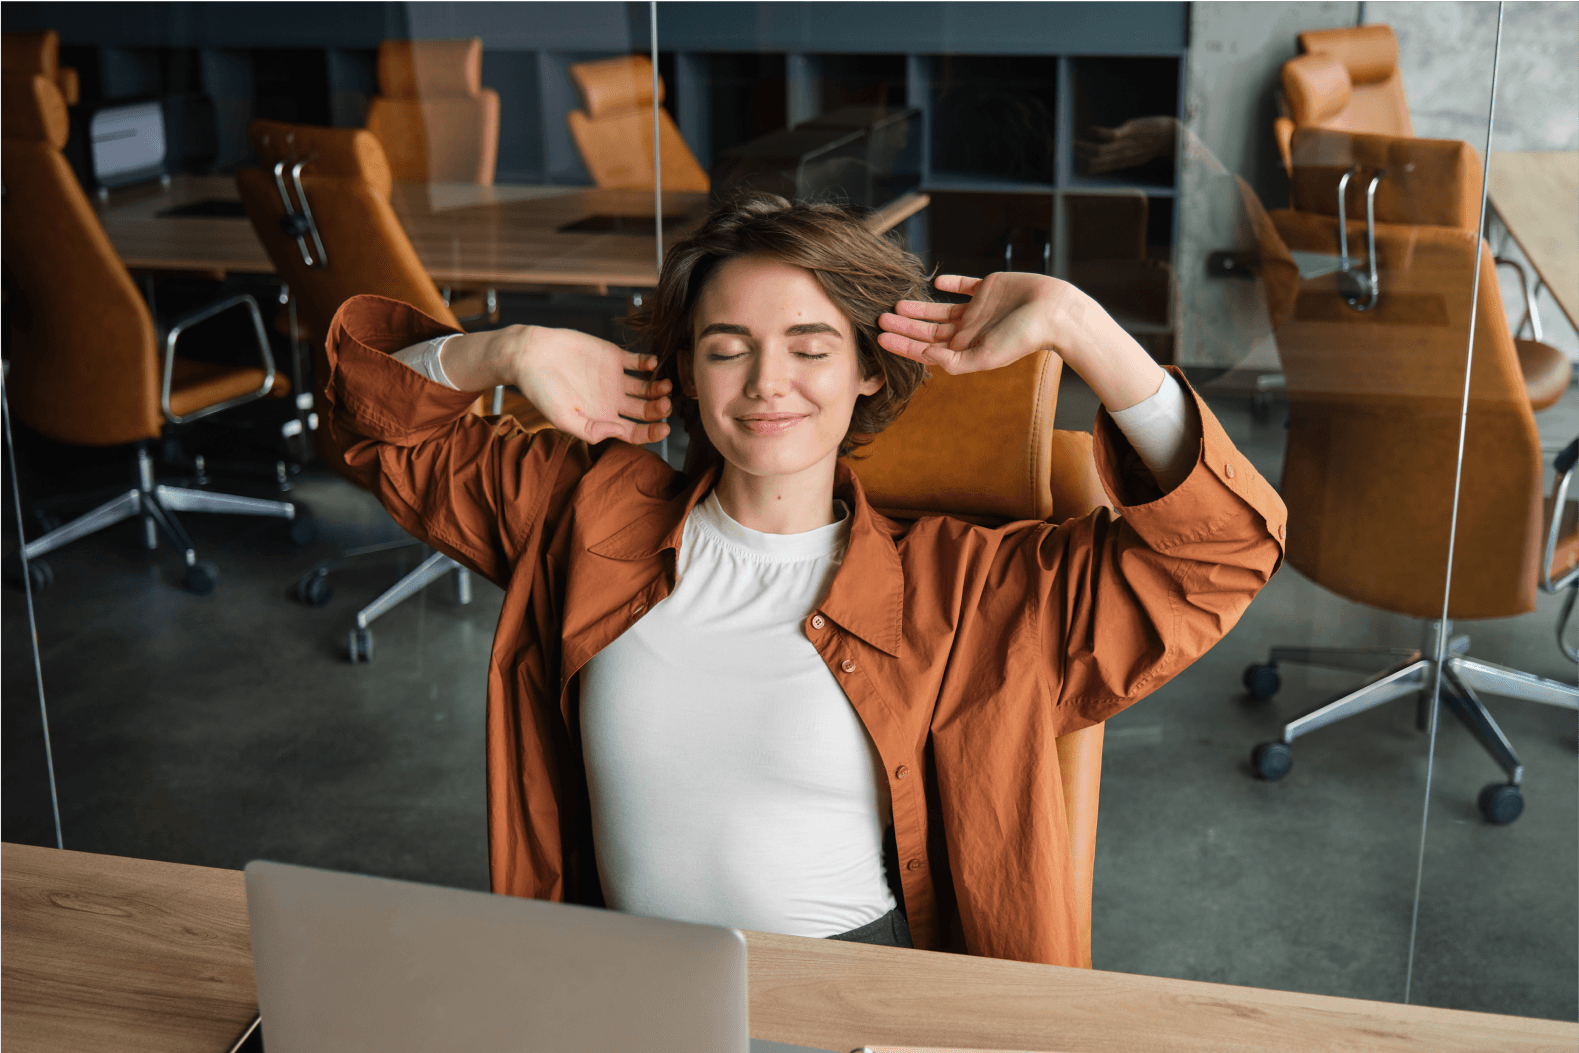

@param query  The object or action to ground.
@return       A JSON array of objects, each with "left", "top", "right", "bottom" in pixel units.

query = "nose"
[{"left": 744, "top": 346, "right": 792, "bottom": 401}]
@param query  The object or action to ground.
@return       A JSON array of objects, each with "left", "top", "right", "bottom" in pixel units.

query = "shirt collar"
[{"left": 585, "top": 458, "right": 905, "bottom": 658}]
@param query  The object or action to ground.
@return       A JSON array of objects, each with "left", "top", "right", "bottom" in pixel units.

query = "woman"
[{"left": 317, "top": 195, "right": 1285, "bottom": 966}]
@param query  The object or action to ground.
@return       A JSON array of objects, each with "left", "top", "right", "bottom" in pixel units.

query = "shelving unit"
[{"left": 17, "top": 0, "right": 1189, "bottom": 352}]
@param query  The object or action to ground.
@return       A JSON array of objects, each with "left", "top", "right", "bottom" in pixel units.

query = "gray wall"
[{"left": 1366, "top": 0, "right": 1579, "bottom": 152}]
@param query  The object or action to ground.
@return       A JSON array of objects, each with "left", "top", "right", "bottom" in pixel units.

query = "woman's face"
[{"left": 683, "top": 255, "right": 884, "bottom": 482}]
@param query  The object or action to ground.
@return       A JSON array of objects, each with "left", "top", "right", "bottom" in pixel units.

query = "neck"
[{"left": 713, "top": 455, "right": 839, "bottom": 534}]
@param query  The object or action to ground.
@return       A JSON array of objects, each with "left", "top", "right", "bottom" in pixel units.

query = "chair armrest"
[
  {"left": 1543, "top": 436, "right": 1579, "bottom": 593},
  {"left": 161, "top": 294, "right": 278, "bottom": 424},
  {"left": 1288, "top": 126, "right": 1482, "bottom": 231}
]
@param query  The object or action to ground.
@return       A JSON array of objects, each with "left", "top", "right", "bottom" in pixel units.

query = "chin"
[{"left": 706, "top": 422, "right": 838, "bottom": 479}]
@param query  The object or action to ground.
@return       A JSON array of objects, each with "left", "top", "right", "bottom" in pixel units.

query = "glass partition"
[
  {"left": 1, "top": 0, "right": 1567, "bottom": 1025},
  {"left": 1404, "top": 0, "right": 1579, "bottom": 1021}
]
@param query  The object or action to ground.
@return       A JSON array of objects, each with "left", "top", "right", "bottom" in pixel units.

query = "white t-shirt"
[{"left": 579, "top": 492, "right": 898, "bottom": 937}]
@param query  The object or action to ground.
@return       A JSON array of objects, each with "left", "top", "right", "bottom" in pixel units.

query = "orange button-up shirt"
[{"left": 319, "top": 295, "right": 1287, "bottom": 968}]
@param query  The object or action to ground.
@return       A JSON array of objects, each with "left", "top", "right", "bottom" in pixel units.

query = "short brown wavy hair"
[{"left": 630, "top": 193, "right": 930, "bottom": 461}]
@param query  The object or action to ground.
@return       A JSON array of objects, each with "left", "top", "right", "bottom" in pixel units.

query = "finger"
[
  {"left": 629, "top": 419, "right": 671, "bottom": 446},
  {"left": 933, "top": 274, "right": 982, "bottom": 297},
  {"left": 876, "top": 330, "right": 944, "bottom": 362},
  {"left": 889, "top": 300, "right": 963, "bottom": 322},
  {"left": 877, "top": 312, "right": 957, "bottom": 345},
  {"left": 624, "top": 375, "right": 671, "bottom": 398},
  {"left": 620, "top": 393, "right": 671, "bottom": 421},
  {"left": 622, "top": 350, "right": 660, "bottom": 373}
]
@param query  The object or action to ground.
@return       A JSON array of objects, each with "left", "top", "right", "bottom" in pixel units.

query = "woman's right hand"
[{"left": 447, "top": 325, "right": 672, "bottom": 446}]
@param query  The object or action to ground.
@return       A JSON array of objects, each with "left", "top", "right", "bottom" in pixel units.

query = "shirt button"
[
  {"left": 895, "top": 765, "right": 910, "bottom": 779},
  {"left": 811, "top": 614, "right": 826, "bottom": 630},
  {"left": 840, "top": 659, "right": 857, "bottom": 674},
  {"left": 1279, "top": 524, "right": 1286, "bottom": 540},
  {"left": 1224, "top": 463, "right": 1235, "bottom": 479},
  {"left": 905, "top": 859, "right": 922, "bottom": 872},
  {"left": 632, "top": 603, "right": 645, "bottom": 616}
]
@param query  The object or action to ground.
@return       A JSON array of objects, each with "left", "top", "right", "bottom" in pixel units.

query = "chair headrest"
[
  {"left": 1298, "top": 24, "right": 1399, "bottom": 86},
  {"left": 848, "top": 351, "right": 1062, "bottom": 522},
  {"left": 1, "top": 29, "right": 58, "bottom": 78},
  {"left": 378, "top": 38, "right": 483, "bottom": 98},
  {"left": 1282, "top": 53, "right": 1352, "bottom": 126},
  {"left": 249, "top": 120, "right": 393, "bottom": 198},
  {"left": 1, "top": 73, "right": 68, "bottom": 149},
  {"left": 570, "top": 55, "right": 664, "bottom": 120},
  {"left": 1288, "top": 126, "right": 1481, "bottom": 231}
]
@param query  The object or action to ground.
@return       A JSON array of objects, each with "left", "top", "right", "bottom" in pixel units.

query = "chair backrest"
[
  {"left": 365, "top": 38, "right": 500, "bottom": 185},
  {"left": 853, "top": 350, "right": 1112, "bottom": 967},
  {"left": 237, "top": 119, "right": 459, "bottom": 342},
  {"left": 1, "top": 29, "right": 78, "bottom": 104},
  {"left": 1275, "top": 24, "right": 1413, "bottom": 175},
  {"left": 1, "top": 72, "right": 162, "bottom": 446},
  {"left": 1262, "top": 127, "right": 1542, "bottom": 621},
  {"left": 566, "top": 55, "right": 710, "bottom": 192}
]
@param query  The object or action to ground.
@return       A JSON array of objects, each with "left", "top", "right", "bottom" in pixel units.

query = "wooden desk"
[
  {"left": 96, "top": 176, "right": 929, "bottom": 294},
  {"left": 6, "top": 843, "right": 1570, "bottom": 1053},
  {"left": 1488, "top": 151, "right": 1579, "bottom": 330},
  {"left": 96, "top": 175, "right": 710, "bottom": 292}
]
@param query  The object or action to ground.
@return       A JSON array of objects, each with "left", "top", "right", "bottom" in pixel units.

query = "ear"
[
  {"left": 677, "top": 346, "right": 698, "bottom": 399},
  {"left": 858, "top": 366, "right": 886, "bottom": 398}
]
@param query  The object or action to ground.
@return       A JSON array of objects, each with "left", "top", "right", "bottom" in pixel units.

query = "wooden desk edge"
[{"left": 4, "top": 844, "right": 1574, "bottom": 1053}]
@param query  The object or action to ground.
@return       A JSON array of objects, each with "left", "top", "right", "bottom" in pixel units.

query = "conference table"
[
  {"left": 1488, "top": 151, "right": 1579, "bottom": 331},
  {"left": 3, "top": 843, "right": 1570, "bottom": 1053},
  {"left": 95, "top": 175, "right": 930, "bottom": 293}
]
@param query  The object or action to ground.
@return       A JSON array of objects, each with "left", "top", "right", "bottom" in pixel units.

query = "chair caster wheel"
[
  {"left": 1243, "top": 662, "right": 1281, "bottom": 702},
  {"left": 1477, "top": 782, "right": 1523, "bottom": 825},
  {"left": 1252, "top": 741, "right": 1292, "bottom": 780},
  {"left": 348, "top": 626, "right": 375, "bottom": 664},
  {"left": 182, "top": 560, "right": 219, "bottom": 596},
  {"left": 294, "top": 569, "right": 333, "bottom": 607},
  {"left": 4, "top": 554, "right": 53, "bottom": 593},
  {"left": 286, "top": 509, "right": 317, "bottom": 548}
]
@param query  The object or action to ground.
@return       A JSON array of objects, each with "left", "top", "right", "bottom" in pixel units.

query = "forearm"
[
  {"left": 1049, "top": 289, "right": 1166, "bottom": 413},
  {"left": 393, "top": 327, "right": 525, "bottom": 392}
]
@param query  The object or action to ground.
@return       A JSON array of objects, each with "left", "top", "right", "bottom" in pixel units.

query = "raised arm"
[
  {"left": 879, "top": 274, "right": 1285, "bottom": 725},
  {"left": 318, "top": 296, "right": 670, "bottom": 586}
]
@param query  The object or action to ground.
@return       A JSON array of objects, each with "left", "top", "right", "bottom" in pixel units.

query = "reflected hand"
[
  {"left": 510, "top": 326, "right": 671, "bottom": 445},
  {"left": 1074, "top": 116, "right": 1178, "bottom": 175},
  {"left": 876, "top": 272, "right": 1070, "bottom": 375}
]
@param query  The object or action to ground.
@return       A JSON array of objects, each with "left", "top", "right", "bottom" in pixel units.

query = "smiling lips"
[{"left": 734, "top": 413, "right": 808, "bottom": 435}]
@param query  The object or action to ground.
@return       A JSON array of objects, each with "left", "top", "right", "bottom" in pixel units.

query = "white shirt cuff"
[
  {"left": 392, "top": 334, "right": 460, "bottom": 389},
  {"left": 1108, "top": 372, "right": 1198, "bottom": 492}
]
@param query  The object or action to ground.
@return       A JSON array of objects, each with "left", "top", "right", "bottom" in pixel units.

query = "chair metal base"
[
  {"left": 296, "top": 538, "right": 471, "bottom": 664},
  {"left": 1250, "top": 620, "right": 1579, "bottom": 820},
  {"left": 19, "top": 445, "right": 295, "bottom": 588}
]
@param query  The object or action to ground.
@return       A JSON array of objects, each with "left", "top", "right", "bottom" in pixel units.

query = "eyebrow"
[{"left": 697, "top": 321, "right": 843, "bottom": 339}]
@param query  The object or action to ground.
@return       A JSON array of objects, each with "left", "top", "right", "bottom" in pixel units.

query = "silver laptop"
[{"left": 245, "top": 860, "right": 802, "bottom": 1053}]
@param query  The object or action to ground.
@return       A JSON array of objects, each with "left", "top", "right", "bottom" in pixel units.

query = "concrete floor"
[{"left": 4, "top": 377, "right": 1575, "bottom": 1023}]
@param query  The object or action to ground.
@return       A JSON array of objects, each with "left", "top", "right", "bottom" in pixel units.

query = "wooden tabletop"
[
  {"left": 5, "top": 843, "right": 1571, "bottom": 1053},
  {"left": 95, "top": 175, "right": 711, "bottom": 292},
  {"left": 96, "top": 176, "right": 929, "bottom": 294},
  {"left": 1488, "top": 151, "right": 1579, "bottom": 330}
]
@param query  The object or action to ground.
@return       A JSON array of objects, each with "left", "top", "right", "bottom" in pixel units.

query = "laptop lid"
[{"left": 245, "top": 860, "right": 749, "bottom": 1053}]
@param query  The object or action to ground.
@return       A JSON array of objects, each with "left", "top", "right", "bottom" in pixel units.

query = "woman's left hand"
[
  {"left": 877, "top": 271, "right": 1165, "bottom": 412},
  {"left": 877, "top": 272, "right": 1071, "bottom": 375}
]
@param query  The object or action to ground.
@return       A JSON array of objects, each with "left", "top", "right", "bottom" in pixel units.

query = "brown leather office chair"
[
  {"left": 366, "top": 38, "right": 499, "bottom": 186},
  {"left": 852, "top": 350, "right": 1110, "bottom": 968},
  {"left": 2, "top": 30, "right": 79, "bottom": 104},
  {"left": 1274, "top": 25, "right": 1570, "bottom": 411},
  {"left": 2, "top": 73, "right": 298, "bottom": 595},
  {"left": 1239, "top": 126, "right": 1579, "bottom": 824},
  {"left": 236, "top": 119, "right": 547, "bottom": 660},
  {"left": 567, "top": 55, "right": 710, "bottom": 192},
  {"left": 365, "top": 39, "right": 501, "bottom": 324}
]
